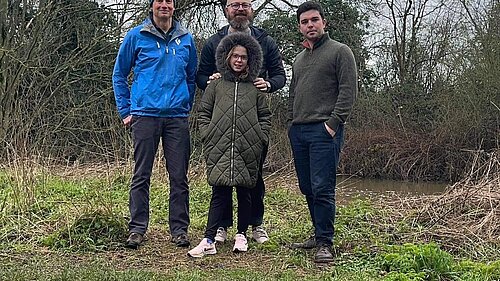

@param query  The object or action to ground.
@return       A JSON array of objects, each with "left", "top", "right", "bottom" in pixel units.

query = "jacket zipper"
[
  {"left": 230, "top": 82, "right": 239, "bottom": 182},
  {"left": 156, "top": 40, "right": 176, "bottom": 55},
  {"left": 145, "top": 22, "right": 182, "bottom": 56}
]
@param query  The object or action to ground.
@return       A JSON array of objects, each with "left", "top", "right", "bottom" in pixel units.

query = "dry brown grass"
[{"left": 378, "top": 150, "right": 500, "bottom": 258}]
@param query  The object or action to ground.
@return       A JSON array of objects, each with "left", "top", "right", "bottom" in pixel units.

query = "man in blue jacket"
[
  {"left": 112, "top": 0, "right": 197, "bottom": 249},
  {"left": 196, "top": 0, "right": 286, "bottom": 245}
]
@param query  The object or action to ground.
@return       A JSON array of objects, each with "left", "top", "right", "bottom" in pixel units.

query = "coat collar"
[
  {"left": 302, "top": 32, "right": 330, "bottom": 50},
  {"left": 140, "top": 17, "right": 188, "bottom": 41}
]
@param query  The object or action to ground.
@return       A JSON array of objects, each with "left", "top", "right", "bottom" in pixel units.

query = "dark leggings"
[{"left": 204, "top": 186, "right": 252, "bottom": 241}]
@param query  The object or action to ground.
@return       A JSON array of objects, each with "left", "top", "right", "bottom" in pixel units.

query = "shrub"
[{"left": 42, "top": 209, "right": 127, "bottom": 251}]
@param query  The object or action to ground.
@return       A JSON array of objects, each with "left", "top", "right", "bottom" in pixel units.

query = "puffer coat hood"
[{"left": 215, "top": 32, "right": 263, "bottom": 82}]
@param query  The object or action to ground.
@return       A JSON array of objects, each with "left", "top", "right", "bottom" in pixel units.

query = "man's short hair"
[
  {"left": 149, "top": 0, "right": 174, "bottom": 7},
  {"left": 296, "top": 1, "right": 325, "bottom": 23}
]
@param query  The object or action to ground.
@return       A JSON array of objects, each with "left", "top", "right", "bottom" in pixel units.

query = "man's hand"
[
  {"left": 123, "top": 115, "right": 132, "bottom": 126},
  {"left": 324, "top": 123, "right": 336, "bottom": 137},
  {"left": 254, "top": 78, "right": 271, "bottom": 92},
  {"left": 207, "top": 72, "right": 221, "bottom": 84}
]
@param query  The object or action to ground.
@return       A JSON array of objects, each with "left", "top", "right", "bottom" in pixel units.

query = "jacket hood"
[{"left": 216, "top": 32, "right": 263, "bottom": 82}]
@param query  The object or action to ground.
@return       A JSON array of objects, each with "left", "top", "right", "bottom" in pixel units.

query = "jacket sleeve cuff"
[
  {"left": 266, "top": 81, "right": 272, "bottom": 93},
  {"left": 119, "top": 110, "right": 130, "bottom": 120}
]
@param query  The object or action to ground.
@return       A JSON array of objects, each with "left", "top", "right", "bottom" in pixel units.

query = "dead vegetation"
[{"left": 381, "top": 150, "right": 500, "bottom": 259}]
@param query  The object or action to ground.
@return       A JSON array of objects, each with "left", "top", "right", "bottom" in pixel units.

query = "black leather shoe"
[
  {"left": 314, "top": 245, "right": 334, "bottom": 263},
  {"left": 125, "top": 232, "right": 144, "bottom": 249},
  {"left": 290, "top": 236, "right": 316, "bottom": 249},
  {"left": 172, "top": 233, "right": 190, "bottom": 247}
]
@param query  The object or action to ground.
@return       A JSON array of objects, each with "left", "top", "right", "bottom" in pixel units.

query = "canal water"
[{"left": 336, "top": 176, "right": 448, "bottom": 203}]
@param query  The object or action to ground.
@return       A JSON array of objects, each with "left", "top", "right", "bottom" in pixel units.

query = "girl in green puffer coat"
[{"left": 188, "top": 33, "right": 271, "bottom": 258}]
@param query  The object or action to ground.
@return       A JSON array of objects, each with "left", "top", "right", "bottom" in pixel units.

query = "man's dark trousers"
[
  {"left": 288, "top": 122, "right": 344, "bottom": 247},
  {"left": 128, "top": 116, "right": 191, "bottom": 236}
]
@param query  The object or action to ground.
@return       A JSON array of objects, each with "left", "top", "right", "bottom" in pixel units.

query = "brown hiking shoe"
[
  {"left": 314, "top": 245, "right": 334, "bottom": 263},
  {"left": 125, "top": 232, "right": 144, "bottom": 249},
  {"left": 290, "top": 236, "right": 316, "bottom": 249}
]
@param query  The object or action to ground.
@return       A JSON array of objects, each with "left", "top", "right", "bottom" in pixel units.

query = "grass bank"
[{"left": 0, "top": 164, "right": 499, "bottom": 280}]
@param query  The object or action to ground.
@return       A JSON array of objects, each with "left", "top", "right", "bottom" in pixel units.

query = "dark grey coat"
[{"left": 198, "top": 33, "right": 271, "bottom": 188}]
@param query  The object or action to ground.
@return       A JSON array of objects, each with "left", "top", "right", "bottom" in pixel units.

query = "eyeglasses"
[
  {"left": 231, "top": 54, "right": 248, "bottom": 61},
  {"left": 226, "top": 3, "right": 252, "bottom": 10}
]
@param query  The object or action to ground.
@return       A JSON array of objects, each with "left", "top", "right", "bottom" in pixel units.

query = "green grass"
[{"left": 0, "top": 169, "right": 499, "bottom": 280}]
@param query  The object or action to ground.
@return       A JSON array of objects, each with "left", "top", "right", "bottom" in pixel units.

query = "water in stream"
[{"left": 336, "top": 176, "right": 448, "bottom": 203}]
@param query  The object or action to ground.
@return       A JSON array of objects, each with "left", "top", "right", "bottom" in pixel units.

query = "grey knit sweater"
[{"left": 288, "top": 33, "right": 357, "bottom": 132}]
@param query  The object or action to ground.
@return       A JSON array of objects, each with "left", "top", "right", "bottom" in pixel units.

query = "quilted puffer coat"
[{"left": 198, "top": 33, "right": 272, "bottom": 188}]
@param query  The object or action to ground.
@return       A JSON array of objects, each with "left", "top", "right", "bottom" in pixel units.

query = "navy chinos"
[{"left": 288, "top": 122, "right": 344, "bottom": 247}]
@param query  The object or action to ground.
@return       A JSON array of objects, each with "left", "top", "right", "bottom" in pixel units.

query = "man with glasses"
[{"left": 196, "top": 0, "right": 286, "bottom": 245}]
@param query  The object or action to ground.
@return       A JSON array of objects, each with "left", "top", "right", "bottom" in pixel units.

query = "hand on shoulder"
[
  {"left": 253, "top": 78, "right": 270, "bottom": 92},
  {"left": 207, "top": 72, "right": 222, "bottom": 84}
]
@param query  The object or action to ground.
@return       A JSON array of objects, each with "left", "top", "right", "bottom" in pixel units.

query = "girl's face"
[{"left": 229, "top": 45, "right": 248, "bottom": 73}]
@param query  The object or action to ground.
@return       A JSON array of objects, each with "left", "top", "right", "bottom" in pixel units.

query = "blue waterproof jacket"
[{"left": 112, "top": 18, "right": 197, "bottom": 119}]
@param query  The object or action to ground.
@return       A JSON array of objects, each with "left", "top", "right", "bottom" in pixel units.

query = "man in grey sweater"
[{"left": 287, "top": 1, "right": 357, "bottom": 263}]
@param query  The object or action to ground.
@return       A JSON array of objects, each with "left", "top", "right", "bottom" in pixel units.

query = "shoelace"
[
  {"left": 318, "top": 247, "right": 331, "bottom": 255},
  {"left": 255, "top": 229, "right": 266, "bottom": 237}
]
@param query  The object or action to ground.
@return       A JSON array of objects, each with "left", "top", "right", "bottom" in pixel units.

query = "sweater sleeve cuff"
[{"left": 327, "top": 117, "right": 341, "bottom": 133}]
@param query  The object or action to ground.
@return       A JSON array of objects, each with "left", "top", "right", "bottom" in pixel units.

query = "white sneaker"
[
  {"left": 215, "top": 227, "right": 227, "bottom": 243},
  {"left": 233, "top": 234, "right": 248, "bottom": 253},
  {"left": 187, "top": 238, "right": 216, "bottom": 258},
  {"left": 252, "top": 226, "right": 269, "bottom": 244}
]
